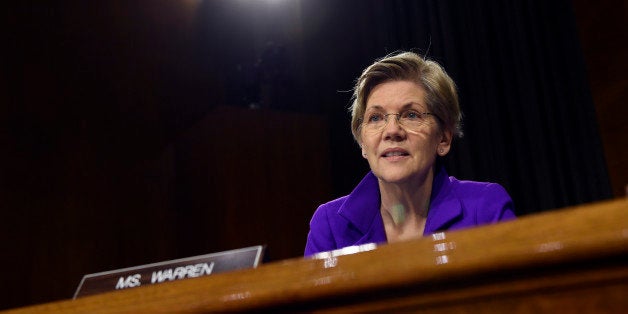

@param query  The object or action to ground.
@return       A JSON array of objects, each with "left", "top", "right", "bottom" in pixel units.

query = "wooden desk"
[{"left": 4, "top": 199, "right": 627, "bottom": 313}]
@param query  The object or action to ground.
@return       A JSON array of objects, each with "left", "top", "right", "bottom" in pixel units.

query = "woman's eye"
[
  {"left": 368, "top": 114, "right": 383, "bottom": 122},
  {"left": 404, "top": 111, "right": 420, "bottom": 120}
]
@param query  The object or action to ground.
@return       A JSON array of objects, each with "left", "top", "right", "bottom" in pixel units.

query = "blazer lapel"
[
  {"left": 425, "top": 167, "right": 463, "bottom": 233},
  {"left": 338, "top": 172, "right": 387, "bottom": 245}
]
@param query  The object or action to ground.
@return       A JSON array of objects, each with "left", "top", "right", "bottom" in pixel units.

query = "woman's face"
[{"left": 360, "top": 80, "right": 452, "bottom": 185}]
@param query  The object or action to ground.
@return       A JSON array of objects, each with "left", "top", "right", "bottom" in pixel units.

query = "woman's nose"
[{"left": 383, "top": 115, "right": 406, "bottom": 141}]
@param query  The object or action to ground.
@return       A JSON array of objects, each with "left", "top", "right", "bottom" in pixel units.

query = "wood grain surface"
[{"left": 4, "top": 198, "right": 627, "bottom": 313}]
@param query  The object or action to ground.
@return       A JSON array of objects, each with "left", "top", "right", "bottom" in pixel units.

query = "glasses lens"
[
  {"left": 399, "top": 110, "right": 426, "bottom": 129},
  {"left": 364, "top": 112, "right": 385, "bottom": 131},
  {"left": 363, "top": 110, "right": 431, "bottom": 132}
]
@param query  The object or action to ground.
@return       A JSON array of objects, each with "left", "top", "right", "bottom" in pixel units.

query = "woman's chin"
[
  {"left": 376, "top": 171, "right": 414, "bottom": 185},
  {"left": 374, "top": 166, "right": 432, "bottom": 186}
]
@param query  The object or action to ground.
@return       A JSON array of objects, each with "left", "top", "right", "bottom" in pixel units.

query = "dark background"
[{"left": 1, "top": 0, "right": 626, "bottom": 310}]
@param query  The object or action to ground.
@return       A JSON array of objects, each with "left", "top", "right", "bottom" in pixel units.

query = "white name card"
[{"left": 73, "top": 245, "right": 264, "bottom": 298}]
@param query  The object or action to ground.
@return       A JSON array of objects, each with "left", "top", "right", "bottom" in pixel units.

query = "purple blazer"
[{"left": 305, "top": 167, "right": 515, "bottom": 256}]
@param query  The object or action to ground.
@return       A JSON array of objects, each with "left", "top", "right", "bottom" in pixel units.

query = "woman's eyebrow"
[
  {"left": 403, "top": 102, "right": 424, "bottom": 109},
  {"left": 365, "top": 105, "right": 384, "bottom": 111},
  {"left": 366, "top": 102, "right": 424, "bottom": 111}
]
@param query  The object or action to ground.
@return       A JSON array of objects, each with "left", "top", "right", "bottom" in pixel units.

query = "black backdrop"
[
  {"left": 1, "top": 0, "right": 615, "bottom": 309},
  {"left": 190, "top": 0, "right": 613, "bottom": 214},
  {"left": 4, "top": 0, "right": 611, "bottom": 213}
]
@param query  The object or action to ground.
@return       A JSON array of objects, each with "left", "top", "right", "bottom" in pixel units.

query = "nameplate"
[{"left": 73, "top": 245, "right": 264, "bottom": 299}]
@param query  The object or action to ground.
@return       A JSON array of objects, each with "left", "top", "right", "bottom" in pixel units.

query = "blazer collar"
[
  {"left": 337, "top": 166, "right": 464, "bottom": 237},
  {"left": 425, "top": 166, "right": 464, "bottom": 233},
  {"left": 337, "top": 172, "right": 382, "bottom": 235}
]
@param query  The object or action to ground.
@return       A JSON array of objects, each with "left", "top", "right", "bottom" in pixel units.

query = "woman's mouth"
[{"left": 381, "top": 148, "right": 410, "bottom": 159}]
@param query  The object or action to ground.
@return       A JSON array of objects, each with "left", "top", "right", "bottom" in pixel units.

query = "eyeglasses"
[{"left": 360, "top": 109, "right": 437, "bottom": 133}]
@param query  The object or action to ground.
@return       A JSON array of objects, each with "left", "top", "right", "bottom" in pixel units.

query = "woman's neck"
[{"left": 379, "top": 168, "right": 434, "bottom": 241}]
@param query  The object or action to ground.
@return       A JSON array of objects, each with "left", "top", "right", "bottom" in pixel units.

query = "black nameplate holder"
[{"left": 73, "top": 245, "right": 265, "bottom": 299}]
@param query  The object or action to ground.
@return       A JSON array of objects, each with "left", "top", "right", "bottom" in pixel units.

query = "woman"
[{"left": 305, "top": 52, "right": 515, "bottom": 256}]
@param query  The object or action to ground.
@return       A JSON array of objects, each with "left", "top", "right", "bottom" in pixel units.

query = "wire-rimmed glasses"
[{"left": 361, "top": 109, "right": 438, "bottom": 133}]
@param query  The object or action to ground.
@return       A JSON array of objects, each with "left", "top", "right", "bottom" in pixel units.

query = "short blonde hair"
[{"left": 349, "top": 52, "right": 463, "bottom": 143}]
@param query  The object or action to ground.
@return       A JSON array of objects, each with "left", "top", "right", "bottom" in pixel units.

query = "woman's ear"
[
  {"left": 360, "top": 143, "right": 367, "bottom": 158},
  {"left": 437, "top": 130, "right": 452, "bottom": 156}
]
